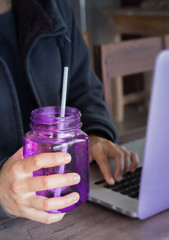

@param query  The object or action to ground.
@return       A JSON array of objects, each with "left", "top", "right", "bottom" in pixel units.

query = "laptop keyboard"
[{"left": 95, "top": 166, "right": 142, "bottom": 199}]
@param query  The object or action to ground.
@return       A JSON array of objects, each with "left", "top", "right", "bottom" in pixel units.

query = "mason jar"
[{"left": 23, "top": 106, "right": 89, "bottom": 213}]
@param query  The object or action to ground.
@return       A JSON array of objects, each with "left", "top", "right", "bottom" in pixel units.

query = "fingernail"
[
  {"left": 73, "top": 174, "right": 81, "bottom": 183},
  {"left": 111, "top": 178, "right": 115, "bottom": 185},
  {"left": 72, "top": 193, "right": 80, "bottom": 203},
  {"left": 63, "top": 154, "right": 71, "bottom": 163}
]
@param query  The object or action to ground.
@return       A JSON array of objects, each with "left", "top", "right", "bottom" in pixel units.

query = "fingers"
[
  {"left": 113, "top": 146, "right": 130, "bottom": 181},
  {"left": 22, "top": 191, "right": 80, "bottom": 224},
  {"left": 129, "top": 151, "right": 139, "bottom": 172},
  {"left": 94, "top": 153, "right": 115, "bottom": 185},
  {"left": 21, "top": 152, "right": 71, "bottom": 174},
  {"left": 118, "top": 147, "right": 139, "bottom": 172},
  {"left": 89, "top": 139, "right": 115, "bottom": 185},
  {"left": 31, "top": 192, "right": 80, "bottom": 212},
  {"left": 24, "top": 173, "right": 81, "bottom": 192},
  {"left": 103, "top": 142, "right": 125, "bottom": 182},
  {"left": 113, "top": 146, "right": 139, "bottom": 181},
  {"left": 120, "top": 147, "right": 131, "bottom": 171},
  {"left": 89, "top": 135, "right": 140, "bottom": 185},
  {"left": 21, "top": 208, "right": 66, "bottom": 224}
]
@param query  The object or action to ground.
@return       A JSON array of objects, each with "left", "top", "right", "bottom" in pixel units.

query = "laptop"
[{"left": 89, "top": 50, "right": 169, "bottom": 220}]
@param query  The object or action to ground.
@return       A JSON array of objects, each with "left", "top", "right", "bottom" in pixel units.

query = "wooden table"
[
  {"left": 104, "top": 8, "right": 169, "bottom": 42},
  {"left": 1, "top": 200, "right": 169, "bottom": 240}
]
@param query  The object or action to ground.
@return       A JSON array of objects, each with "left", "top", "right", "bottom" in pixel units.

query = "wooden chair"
[{"left": 93, "top": 36, "right": 164, "bottom": 122}]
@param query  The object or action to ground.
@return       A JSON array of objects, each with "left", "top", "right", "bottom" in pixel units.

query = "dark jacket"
[
  {"left": 0, "top": 0, "right": 118, "bottom": 165},
  {"left": 0, "top": 0, "right": 119, "bottom": 217}
]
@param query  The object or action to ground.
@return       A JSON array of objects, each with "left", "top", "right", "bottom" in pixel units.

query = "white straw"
[
  {"left": 54, "top": 67, "right": 69, "bottom": 198},
  {"left": 61, "top": 66, "right": 69, "bottom": 117}
]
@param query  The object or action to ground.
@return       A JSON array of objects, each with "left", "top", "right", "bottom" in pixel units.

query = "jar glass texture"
[{"left": 23, "top": 106, "right": 89, "bottom": 213}]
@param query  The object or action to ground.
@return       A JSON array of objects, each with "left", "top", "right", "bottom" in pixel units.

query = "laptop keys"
[
  {"left": 103, "top": 166, "right": 142, "bottom": 199},
  {"left": 95, "top": 179, "right": 106, "bottom": 185}
]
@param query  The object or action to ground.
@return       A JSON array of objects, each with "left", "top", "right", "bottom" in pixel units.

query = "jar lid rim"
[{"left": 31, "top": 106, "right": 81, "bottom": 123}]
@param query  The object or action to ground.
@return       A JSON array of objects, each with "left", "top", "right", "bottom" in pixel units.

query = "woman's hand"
[
  {"left": 89, "top": 135, "right": 139, "bottom": 185},
  {"left": 0, "top": 148, "right": 80, "bottom": 224}
]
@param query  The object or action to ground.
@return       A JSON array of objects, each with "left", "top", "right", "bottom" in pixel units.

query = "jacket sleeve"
[
  {"left": 62, "top": 2, "right": 118, "bottom": 143},
  {"left": 0, "top": 154, "right": 16, "bottom": 218},
  {"left": 0, "top": 205, "right": 16, "bottom": 218}
]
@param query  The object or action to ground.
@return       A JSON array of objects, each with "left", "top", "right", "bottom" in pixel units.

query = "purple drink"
[{"left": 23, "top": 106, "right": 89, "bottom": 213}]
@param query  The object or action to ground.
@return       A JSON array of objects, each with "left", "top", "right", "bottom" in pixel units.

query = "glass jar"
[{"left": 23, "top": 106, "right": 89, "bottom": 213}]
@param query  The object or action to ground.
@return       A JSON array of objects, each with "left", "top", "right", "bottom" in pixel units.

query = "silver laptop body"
[{"left": 89, "top": 50, "right": 169, "bottom": 220}]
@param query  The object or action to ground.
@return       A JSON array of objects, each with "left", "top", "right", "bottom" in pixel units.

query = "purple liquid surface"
[{"left": 23, "top": 131, "right": 89, "bottom": 213}]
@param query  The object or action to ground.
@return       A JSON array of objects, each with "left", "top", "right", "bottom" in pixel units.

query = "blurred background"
[{"left": 69, "top": 0, "right": 168, "bottom": 136}]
